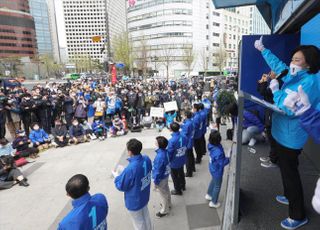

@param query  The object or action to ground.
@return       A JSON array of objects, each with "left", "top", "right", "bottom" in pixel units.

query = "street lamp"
[{"left": 151, "top": 56, "right": 158, "bottom": 76}]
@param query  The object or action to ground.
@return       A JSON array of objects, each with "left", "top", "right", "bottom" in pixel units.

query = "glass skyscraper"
[{"left": 29, "top": 0, "right": 53, "bottom": 55}]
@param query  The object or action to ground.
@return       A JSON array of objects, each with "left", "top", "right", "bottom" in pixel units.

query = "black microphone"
[{"left": 275, "top": 69, "right": 289, "bottom": 80}]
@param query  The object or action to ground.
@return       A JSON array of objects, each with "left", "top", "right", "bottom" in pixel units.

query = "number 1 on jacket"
[{"left": 88, "top": 206, "right": 97, "bottom": 229}]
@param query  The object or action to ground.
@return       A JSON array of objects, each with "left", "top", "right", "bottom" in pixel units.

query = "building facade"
[
  {"left": 59, "top": 0, "right": 126, "bottom": 63},
  {"left": 238, "top": 6, "right": 271, "bottom": 35},
  {"left": 0, "top": 0, "right": 38, "bottom": 58},
  {"left": 29, "top": 0, "right": 53, "bottom": 55},
  {"left": 128, "top": 0, "right": 249, "bottom": 78},
  {"left": 47, "top": 0, "right": 61, "bottom": 63}
]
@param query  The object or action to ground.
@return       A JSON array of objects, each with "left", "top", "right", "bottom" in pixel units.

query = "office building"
[
  {"left": 0, "top": 0, "right": 38, "bottom": 58},
  {"left": 58, "top": 0, "right": 126, "bottom": 63}
]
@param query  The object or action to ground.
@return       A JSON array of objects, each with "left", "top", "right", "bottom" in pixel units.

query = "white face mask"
[{"left": 290, "top": 63, "right": 303, "bottom": 76}]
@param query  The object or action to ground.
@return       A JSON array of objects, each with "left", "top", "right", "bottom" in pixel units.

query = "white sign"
[
  {"left": 163, "top": 101, "right": 178, "bottom": 112},
  {"left": 5, "top": 70, "right": 10, "bottom": 76},
  {"left": 150, "top": 107, "right": 164, "bottom": 118}
]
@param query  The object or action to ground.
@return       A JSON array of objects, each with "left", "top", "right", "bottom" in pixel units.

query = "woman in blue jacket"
[
  {"left": 255, "top": 36, "right": 320, "bottom": 229},
  {"left": 283, "top": 85, "right": 320, "bottom": 215},
  {"left": 205, "top": 130, "right": 229, "bottom": 208}
]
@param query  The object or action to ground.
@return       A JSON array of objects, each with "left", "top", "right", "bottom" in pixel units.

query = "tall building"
[
  {"left": 0, "top": 0, "right": 38, "bottom": 58},
  {"left": 29, "top": 0, "right": 53, "bottom": 55},
  {"left": 57, "top": 0, "right": 126, "bottom": 63},
  {"left": 238, "top": 6, "right": 271, "bottom": 35},
  {"left": 47, "top": 0, "right": 61, "bottom": 63},
  {"left": 128, "top": 0, "right": 215, "bottom": 78},
  {"left": 221, "top": 7, "right": 250, "bottom": 70}
]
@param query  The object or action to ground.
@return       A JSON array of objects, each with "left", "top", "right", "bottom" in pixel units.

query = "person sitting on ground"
[
  {"left": 0, "top": 138, "right": 15, "bottom": 157},
  {"left": 81, "top": 120, "right": 96, "bottom": 140},
  {"left": 205, "top": 130, "right": 229, "bottom": 208},
  {"left": 29, "top": 123, "right": 51, "bottom": 151},
  {"left": 0, "top": 155, "right": 29, "bottom": 189},
  {"left": 129, "top": 109, "right": 142, "bottom": 132},
  {"left": 91, "top": 117, "right": 107, "bottom": 140},
  {"left": 111, "top": 115, "right": 126, "bottom": 137},
  {"left": 12, "top": 130, "right": 39, "bottom": 158},
  {"left": 69, "top": 119, "right": 88, "bottom": 144},
  {"left": 142, "top": 112, "right": 153, "bottom": 128},
  {"left": 155, "top": 117, "right": 165, "bottom": 132},
  {"left": 242, "top": 109, "right": 265, "bottom": 147},
  {"left": 51, "top": 119, "right": 69, "bottom": 148},
  {"left": 58, "top": 174, "right": 108, "bottom": 230}
]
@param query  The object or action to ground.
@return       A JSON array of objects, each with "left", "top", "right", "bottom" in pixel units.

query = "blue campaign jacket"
[
  {"left": 29, "top": 129, "right": 49, "bottom": 143},
  {"left": 167, "top": 132, "right": 188, "bottom": 169},
  {"left": 181, "top": 118, "right": 194, "bottom": 149},
  {"left": 58, "top": 193, "right": 108, "bottom": 230},
  {"left": 152, "top": 148, "right": 170, "bottom": 185},
  {"left": 200, "top": 109, "right": 208, "bottom": 135},
  {"left": 164, "top": 112, "right": 177, "bottom": 128},
  {"left": 193, "top": 111, "right": 202, "bottom": 139},
  {"left": 261, "top": 49, "right": 320, "bottom": 149},
  {"left": 300, "top": 107, "right": 320, "bottom": 144},
  {"left": 208, "top": 143, "right": 229, "bottom": 179},
  {"left": 115, "top": 154, "right": 152, "bottom": 211}
]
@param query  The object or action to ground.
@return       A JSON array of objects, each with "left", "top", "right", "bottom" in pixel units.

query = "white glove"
[
  {"left": 294, "top": 85, "right": 311, "bottom": 116},
  {"left": 254, "top": 36, "right": 265, "bottom": 51},
  {"left": 269, "top": 79, "right": 279, "bottom": 93},
  {"left": 111, "top": 164, "right": 125, "bottom": 178},
  {"left": 312, "top": 178, "right": 320, "bottom": 214},
  {"left": 283, "top": 91, "right": 300, "bottom": 111}
]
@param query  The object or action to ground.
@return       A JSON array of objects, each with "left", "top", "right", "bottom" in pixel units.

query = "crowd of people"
[{"left": 0, "top": 76, "right": 234, "bottom": 191}]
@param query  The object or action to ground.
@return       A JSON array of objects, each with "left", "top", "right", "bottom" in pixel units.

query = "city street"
[{"left": 0, "top": 127, "right": 232, "bottom": 230}]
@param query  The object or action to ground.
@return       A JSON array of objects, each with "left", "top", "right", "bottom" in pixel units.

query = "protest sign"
[{"left": 150, "top": 107, "right": 164, "bottom": 117}]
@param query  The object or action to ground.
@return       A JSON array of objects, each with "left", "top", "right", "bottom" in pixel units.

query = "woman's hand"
[{"left": 254, "top": 36, "right": 265, "bottom": 52}]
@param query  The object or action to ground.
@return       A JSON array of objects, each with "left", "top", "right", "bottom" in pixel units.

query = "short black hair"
[
  {"left": 291, "top": 45, "right": 320, "bottom": 74},
  {"left": 193, "top": 103, "right": 200, "bottom": 111},
  {"left": 0, "top": 138, "right": 9, "bottom": 146},
  {"left": 209, "top": 130, "right": 222, "bottom": 146},
  {"left": 156, "top": 136, "right": 168, "bottom": 149},
  {"left": 170, "top": 122, "right": 180, "bottom": 132},
  {"left": 184, "top": 110, "right": 193, "bottom": 119},
  {"left": 66, "top": 174, "right": 89, "bottom": 199},
  {"left": 126, "top": 138, "right": 142, "bottom": 155},
  {"left": 199, "top": 103, "right": 204, "bottom": 110}
]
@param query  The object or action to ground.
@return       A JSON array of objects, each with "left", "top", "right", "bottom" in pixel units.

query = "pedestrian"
[
  {"left": 152, "top": 136, "right": 171, "bottom": 218},
  {"left": 114, "top": 139, "right": 152, "bottom": 230},
  {"left": 193, "top": 103, "right": 203, "bottom": 164},
  {"left": 58, "top": 174, "right": 108, "bottom": 230},
  {"left": 181, "top": 110, "right": 196, "bottom": 177},
  {"left": 167, "top": 122, "right": 188, "bottom": 195},
  {"left": 205, "top": 130, "right": 229, "bottom": 208}
]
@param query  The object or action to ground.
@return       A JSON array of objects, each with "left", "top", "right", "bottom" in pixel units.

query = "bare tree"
[
  {"left": 113, "top": 31, "right": 133, "bottom": 75},
  {"left": 161, "top": 44, "right": 176, "bottom": 81},
  {"left": 182, "top": 44, "right": 195, "bottom": 78},
  {"left": 134, "top": 38, "right": 149, "bottom": 79},
  {"left": 212, "top": 45, "right": 227, "bottom": 75},
  {"left": 199, "top": 48, "right": 210, "bottom": 77}
]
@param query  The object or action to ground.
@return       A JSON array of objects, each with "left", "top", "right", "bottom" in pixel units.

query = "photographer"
[{"left": 0, "top": 155, "right": 29, "bottom": 189}]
